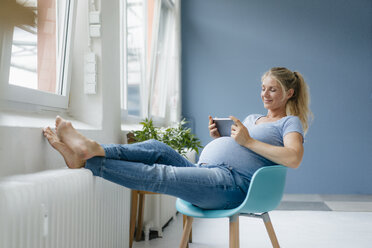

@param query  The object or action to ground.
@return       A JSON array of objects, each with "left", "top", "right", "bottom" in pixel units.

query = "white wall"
[
  {"left": 0, "top": 0, "right": 131, "bottom": 246},
  {"left": 0, "top": 0, "right": 125, "bottom": 178}
]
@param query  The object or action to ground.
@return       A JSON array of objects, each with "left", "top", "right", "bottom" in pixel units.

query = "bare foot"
[
  {"left": 54, "top": 116, "right": 105, "bottom": 160},
  {"left": 43, "top": 127, "right": 85, "bottom": 169}
]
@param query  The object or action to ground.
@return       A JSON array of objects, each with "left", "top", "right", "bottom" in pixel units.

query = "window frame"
[{"left": 0, "top": 0, "right": 76, "bottom": 109}]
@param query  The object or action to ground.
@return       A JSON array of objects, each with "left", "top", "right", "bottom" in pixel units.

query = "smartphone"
[{"left": 213, "top": 118, "right": 234, "bottom": 137}]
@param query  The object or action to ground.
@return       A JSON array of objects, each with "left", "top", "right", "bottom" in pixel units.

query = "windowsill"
[
  {"left": 120, "top": 117, "right": 167, "bottom": 132},
  {"left": 0, "top": 110, "right": 99, "bottom": 130},
  {"left": 121, "top": 123, "right": 143, "bottom": 132}
]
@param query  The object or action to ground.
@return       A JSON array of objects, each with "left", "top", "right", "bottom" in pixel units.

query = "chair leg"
[
  {"left": 262, "top": 212, "right": 280, "bottom": 248},
  {"left": 179, "top": 216, "right": 193, "bottom": 248},
  {"left": 229, "top": 214, "right": 240, "bottom": 248},
  {"left": 183, "top": 215, "right": 192, "bottom": 244},
  {"left": 129, "top": 190, "right": 138, "bottom": 248},
  {"left": 135, "top": 193, "right": 145, "bottom": 241}
]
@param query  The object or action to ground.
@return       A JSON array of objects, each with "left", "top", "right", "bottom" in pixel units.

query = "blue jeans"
[{"left": 85, "top": 139, "right": 249, "bottom": 209}]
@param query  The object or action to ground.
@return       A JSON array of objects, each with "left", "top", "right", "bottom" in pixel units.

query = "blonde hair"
[{"left": 262, "top": 67, "right": 313, "bottom": 134}]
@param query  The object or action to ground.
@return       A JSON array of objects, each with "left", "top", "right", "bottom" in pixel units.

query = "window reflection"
[{"left": 9, "top": 0, "right": 64, "bottom": 95}]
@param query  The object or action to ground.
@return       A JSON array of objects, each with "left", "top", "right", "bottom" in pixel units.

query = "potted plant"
[{"left": 127, "top": 118, "right": 203, "bottom": 158}]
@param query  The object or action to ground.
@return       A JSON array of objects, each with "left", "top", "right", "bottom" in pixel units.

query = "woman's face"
[{"left": 261, "top": 76, "right": 290, "bottom": 111}]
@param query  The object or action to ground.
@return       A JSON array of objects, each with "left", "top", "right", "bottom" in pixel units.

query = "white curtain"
[{"left": 147, "top": 0, "right": 181, "bottom": 126}]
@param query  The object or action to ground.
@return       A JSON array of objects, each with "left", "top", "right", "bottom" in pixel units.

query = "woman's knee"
[
  {"left": 141, "top": 139, "right": 169, "bottom": 150},
  {"left": 145, "top": 139, "right": 163, "bottom": 146}
]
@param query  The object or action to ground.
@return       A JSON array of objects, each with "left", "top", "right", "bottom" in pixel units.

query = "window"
[
  {"left": 121, "top": 0, "right": 180, "bottom": 125},
  {"left": 121, "top": 0, "right": 147, "bottom": 119},
  {"left": 0, "top": 0, "right": 76, "bottom": 109}
]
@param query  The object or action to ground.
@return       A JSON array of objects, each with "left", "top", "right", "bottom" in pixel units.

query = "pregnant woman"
[{"left": 43, "top": 67, "right": 312, "bottom": 210}]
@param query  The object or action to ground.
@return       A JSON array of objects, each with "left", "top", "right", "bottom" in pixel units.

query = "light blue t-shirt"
[{"left": 198, "top": 114, "right": 304, "bottom": 181}]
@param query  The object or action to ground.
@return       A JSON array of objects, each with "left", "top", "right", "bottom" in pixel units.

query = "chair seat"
[{"left": 176, "top": 198, "right": 243, "bottom": 219}]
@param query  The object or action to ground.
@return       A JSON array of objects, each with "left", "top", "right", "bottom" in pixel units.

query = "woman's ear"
[{"left": 287, "top": 88, "right": 294, "bottom": 99}]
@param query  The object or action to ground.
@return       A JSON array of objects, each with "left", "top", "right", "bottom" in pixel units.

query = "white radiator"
[
  {"left": 141, "top": 194, "right": 177, "bottom": 239},
  {"left": 0, "top": 168, "right": 130, "bottom": 248}
]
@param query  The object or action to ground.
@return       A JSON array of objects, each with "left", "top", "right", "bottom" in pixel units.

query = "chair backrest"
[{"left": 238, "top": 165, "right": 287, "bottom": 214}]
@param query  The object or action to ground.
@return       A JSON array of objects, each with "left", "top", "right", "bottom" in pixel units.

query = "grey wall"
[{"left": 181, "top": 0, "right": 372, "bottom": 194}]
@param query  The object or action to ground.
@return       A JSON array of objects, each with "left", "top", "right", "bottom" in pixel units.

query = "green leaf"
[{"left": 130, "top": 118, "right": 203, "bottom": 156}]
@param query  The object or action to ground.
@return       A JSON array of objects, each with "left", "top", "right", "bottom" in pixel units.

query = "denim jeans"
[{"left": 85, "top": 139, "right": 249, "bottom": 209}]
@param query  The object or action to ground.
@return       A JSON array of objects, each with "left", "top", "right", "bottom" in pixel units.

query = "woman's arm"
[
  {"left": 245, "top": 133, "right": 303, "bottom": 168},
  {"left": 230, "top": 116, "right": 304, "bottom": 169}
]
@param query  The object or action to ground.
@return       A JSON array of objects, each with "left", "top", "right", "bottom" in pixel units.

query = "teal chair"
[{"left": 176, "top": 165, "right": 287, "bottom": 248}]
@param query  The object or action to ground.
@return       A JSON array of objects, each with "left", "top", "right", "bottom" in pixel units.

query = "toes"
[
  {"left": 55, "top": 116, "right": 72, "bottom": 132},
  {"left": 55, "top": 115, "right": 63, "bottom": 128},
  {"left": 43, "top": 127, "right": 60, "bottom": 142},
  {"left": 66, "top": 121, "right": 72, "bottom": 128},
  {"left": 43, "top": 127, "right": 50, "bottom": 136},
  {"left": 43, "top": 126, "right": 52, "bottom": 134},
  {"left": 45, "top": 132, "right": 52, "bottom": 139}
]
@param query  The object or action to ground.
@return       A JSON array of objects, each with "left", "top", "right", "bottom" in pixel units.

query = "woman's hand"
[
  {"left": 208, "top": 115, "right": 221, "bottom": 139},
  {"left": 230, "top": 116, "right": 253, "bottom": 147}
]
